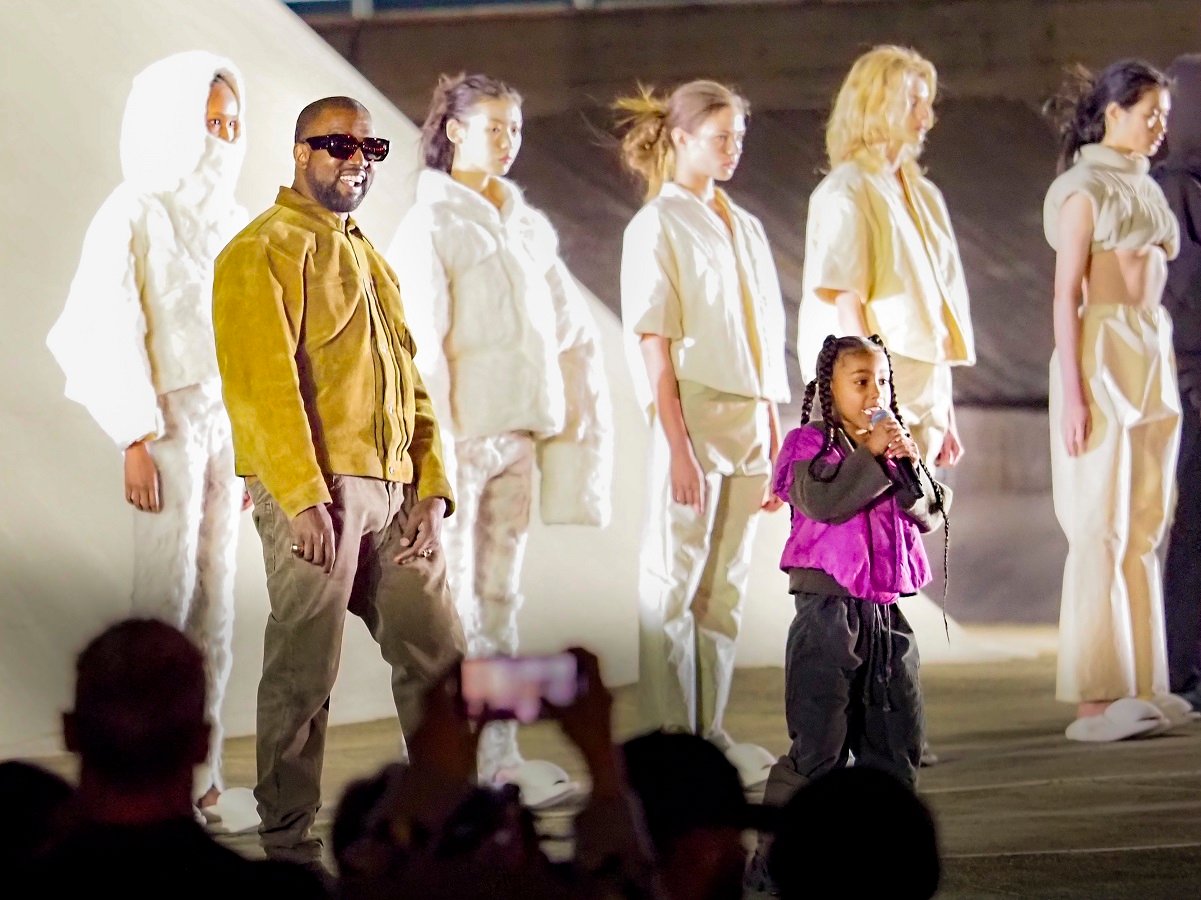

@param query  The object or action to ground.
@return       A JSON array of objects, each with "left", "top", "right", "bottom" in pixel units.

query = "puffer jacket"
[
  {"left": 388, "top": 169, "right": 613, "bottom": 526},
  {"left": 46, "top": 51, "right": 247, "bottom": 447}
]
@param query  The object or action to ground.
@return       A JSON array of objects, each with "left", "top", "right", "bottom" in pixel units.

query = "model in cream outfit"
[
  {"left": 617, "top": 82, "right": 790, "bottom": 785},
  {"left": 46, "top": 52, "right": 256, "bottom": 827},
  {"left": 1046, "top": 146, "right": 1181, "bottom": 720},
  {"left": 390, "top": 76, "right": 612, "bottom": 804},
  {"left": 1045, "top": 60, "right": 1197, "bottom": 741},
  {"left": 799, "top": 162, "right": 974, "bottom": 469},
  {"left": 797, "top": 47, "right": 974, "bottom": 472}
]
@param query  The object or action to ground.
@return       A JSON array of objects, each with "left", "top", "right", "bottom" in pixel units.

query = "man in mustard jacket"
[{"left": 213, "top": 95, "right": 464, "bottom": 868}]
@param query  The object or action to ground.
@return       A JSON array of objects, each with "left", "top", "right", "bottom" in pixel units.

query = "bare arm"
[
  {"left": 1053, "top": 193, "right": 1095, "bottom": 457},
  {"left": 761, "top": 401, "right": 784, "bottom": 512},
  {"left": 819, "top": 288, "right": 869, "bottom": 337},
  {"left": 640, "top": 334, "right": 706, "bottom": 514}
]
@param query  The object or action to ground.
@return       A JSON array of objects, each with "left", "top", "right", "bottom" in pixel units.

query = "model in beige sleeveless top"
[{"left": 1044, "top": 60, "right": 1196, "bottom": 742}]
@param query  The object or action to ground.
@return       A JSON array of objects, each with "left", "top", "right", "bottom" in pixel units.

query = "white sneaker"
[
  {"left": 722, "top": 742, "right": 775, "bottom": 789},
  {"left": 494, "top": 760, "right": 579, "bottom": 809},
  {"left": 1148, "top": 694, "right": 1201, "bottom": 733},
  {"left": 199, "top": 787, "right": 261, "bottom": 834},
  {"left": 1064, "top": 698, "right": 1166, "bottom": 743}
]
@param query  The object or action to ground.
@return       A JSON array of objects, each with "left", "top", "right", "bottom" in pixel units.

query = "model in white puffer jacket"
[
  {"left": 46, "top": 51, "right": 257, "bottom": 831},
  {"left": 394, "top": 168, "right": 613, "bottom": 524},
  {"left": 388, "top": 74, "right": 613, "bottom": 807}
]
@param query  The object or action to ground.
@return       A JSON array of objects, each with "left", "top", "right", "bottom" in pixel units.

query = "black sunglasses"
[{"left": 303, "top": 133, "right": 390, "bottom": 162}]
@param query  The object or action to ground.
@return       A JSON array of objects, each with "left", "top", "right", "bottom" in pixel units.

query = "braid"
[
  {"left": 799, "top": 379, "right": 818, "bottom": 425},
  {"left": 871, "top": 334, "right": 952, "bottom": 639},
  {"left": 807, "top": 336, "right": 843, "bottom": 484}
]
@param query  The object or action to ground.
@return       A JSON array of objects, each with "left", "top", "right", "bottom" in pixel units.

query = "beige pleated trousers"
[
  {"left": 1050, "top": 304, "right": 1181, "bottom": 703},
  {"left": 638, "top": 381, "right": 772, "bottom": 738},
  {"left": 889, "top": 355, "right": 953, "bottom": 469}
]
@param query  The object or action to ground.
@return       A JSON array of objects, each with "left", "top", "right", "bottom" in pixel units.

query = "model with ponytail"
[
  {"left": 615, "top": 80, "right": 791, "bottom": 789},
  {"left": 388, "top": 73, "right": 613, "bottom": 806},
  {"left": 1042, "top": 59, "right": 1193, "bottom": 741}
]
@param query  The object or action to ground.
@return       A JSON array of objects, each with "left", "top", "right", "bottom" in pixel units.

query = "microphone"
[{"left": 869, "top": 408, "right": 924, "bottom": 501}]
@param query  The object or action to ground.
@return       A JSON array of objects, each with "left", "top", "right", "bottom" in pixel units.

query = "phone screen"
[{"left": 460, "top": 653, "right": 580, "bottom": 723}]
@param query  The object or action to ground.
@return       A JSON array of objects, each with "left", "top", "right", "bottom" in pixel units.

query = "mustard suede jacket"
[{"left": 213, "top": 187, "right": 453, "bottom": 518}]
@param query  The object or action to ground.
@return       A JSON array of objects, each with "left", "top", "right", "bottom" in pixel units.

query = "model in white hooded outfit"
[
  {"left": 388, "top": 75, "right": 613, "bottom": 806},
  {"left": 46, "top": 51, "right": 256, "bottom": 829}
]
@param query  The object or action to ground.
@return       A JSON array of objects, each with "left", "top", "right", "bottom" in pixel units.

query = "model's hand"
[
  {"left": 865, "top": 411, "right": 905, "bottom": 457},
  {"left": 1061, "top": 397, "right": 1091, "bottom": 457},
  {"left": 124, "top": 441, "right": 161, "bottom": 513},
  {"left": 760, "top": 481, "right": 784, "bottom": 513},
  {"left": 935, "top": 426, "right": 964, "bottom": 468},
  {"left": 670, "top": 443, "right": 706, "bottom": 514},
  {"left": 290, "top": 504, "right": 337, "bottom": 573},
  {"left": 241, "top": 484, "right": 253, "bottom": 512},
  {"left": 395, "top": 497, "right": 447, "bottom": 565}
]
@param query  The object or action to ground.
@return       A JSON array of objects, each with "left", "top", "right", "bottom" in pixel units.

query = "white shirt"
[
  {"left": 621, "top": 183, "right": 790, "bottom": 418},
  {"left": 797, "top": 161, "right": 975, "bottom": 380},
  {"left": 1044, "top": 143, "right": 1179, "bottom": 259}
]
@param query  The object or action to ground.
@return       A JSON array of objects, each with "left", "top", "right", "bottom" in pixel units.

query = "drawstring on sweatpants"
[{"left": 863, "top": 603, "right": 894, "bottom": 713}]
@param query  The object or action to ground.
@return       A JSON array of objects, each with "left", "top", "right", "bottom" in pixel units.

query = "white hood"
[{"left": 119, "top": 50, "right": 246, "bottom": 193}]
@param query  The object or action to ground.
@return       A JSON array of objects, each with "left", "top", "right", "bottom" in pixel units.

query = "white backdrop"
[{"left": 0, "top": 0, "right": 1001, "bottom": 759}]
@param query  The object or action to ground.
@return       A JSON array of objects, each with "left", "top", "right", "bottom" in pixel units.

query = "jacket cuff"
[
  {"left": 273, "top": 476, "right": 333, "bottom": 520},
  {"left": 415, "top": 467, "right": 456, "bottom": 517}
]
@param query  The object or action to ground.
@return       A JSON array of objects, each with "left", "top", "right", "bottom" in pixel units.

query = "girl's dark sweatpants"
[{"left": 762, "top": 592, "right": 924, "bottom": 807}]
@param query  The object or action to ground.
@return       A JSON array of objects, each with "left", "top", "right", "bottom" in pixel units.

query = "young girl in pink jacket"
[
  {"left": 747, "top": 334, "right": 950, "bottom": 892},
  {"left": 767, "top": 334, "right": 950, "bottom": 802}
]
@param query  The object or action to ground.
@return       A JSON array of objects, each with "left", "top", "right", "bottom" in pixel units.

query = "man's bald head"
[{"left": 294, "top": 96, "right": 370, "bottom": 143}]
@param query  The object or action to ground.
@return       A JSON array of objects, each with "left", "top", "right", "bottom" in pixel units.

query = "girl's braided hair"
[{"left": 800, "top": 334, "right": 952, "bottom": 633}]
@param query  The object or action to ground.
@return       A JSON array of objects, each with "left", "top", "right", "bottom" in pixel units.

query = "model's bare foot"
[
  {"left": 196, "top": 786, "right": 220, "bottom": 810},
  {"left": 1077, "top": 701, "right": 1111, "bottom": 718}
]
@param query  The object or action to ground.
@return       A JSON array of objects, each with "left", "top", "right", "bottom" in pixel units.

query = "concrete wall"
[{"left": 306, "top": 0, "right": 1201, "bottom": 118}]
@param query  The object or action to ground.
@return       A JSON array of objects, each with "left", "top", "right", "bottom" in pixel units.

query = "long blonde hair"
[
  {"left": 825, "top": 45, "right": 937, "bottom": 174},
  {"left": 614, "top": 80, "right": 748, "bottom": 202}
]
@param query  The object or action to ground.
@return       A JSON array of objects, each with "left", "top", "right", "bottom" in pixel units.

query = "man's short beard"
[
  {"left": 306, "top": 172, "right": 368, "bottom": 214},
  {"left": 314, "top": 182, "right": 365, "bottom": 213}
]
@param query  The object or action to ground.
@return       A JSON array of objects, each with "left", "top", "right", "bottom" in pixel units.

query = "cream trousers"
[
  {"left": 638, "top": 382, "right": 771, "bottom": 738},
  {"left": 442, "top": 432, "right": 536, "bottom": 778},
  {"left": 130, "top": 379, "right": 241, "bottom": 795},
  {"left": 1050, "top": 304, "right": 1181, "bottom": 703},
  {"left": 889, "top": 355, "right": 953, "bottom": 469}
]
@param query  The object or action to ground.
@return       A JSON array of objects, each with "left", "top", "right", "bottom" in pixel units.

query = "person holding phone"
[{"left": 335, "top": 648, "right": 657, "bottom": 900}]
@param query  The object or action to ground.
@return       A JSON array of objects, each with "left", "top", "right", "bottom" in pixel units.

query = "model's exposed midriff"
[{"left": 1082, "top": 244, "right": 1169, "bottom": 308}]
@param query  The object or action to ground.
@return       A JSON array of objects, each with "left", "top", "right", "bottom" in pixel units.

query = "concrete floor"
[{"left": 29, "top": 626, "right": 1200, "bottom": 898}]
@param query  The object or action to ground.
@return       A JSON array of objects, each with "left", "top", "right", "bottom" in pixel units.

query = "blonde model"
[
  {"left": 797, "top": 45, "right": 974, "bottom": 471},
  {"left": 1044, "top": 60, "right": 1195, "bottom": 741},
  {"left": 46, "top": 51, "right": 256, "bottom": 830},
  {"left": 388, "top": 74, "right": 613, "bottom": 806},
  {"left": 616, "top": 80, "right": 790, "bottom": 787}
]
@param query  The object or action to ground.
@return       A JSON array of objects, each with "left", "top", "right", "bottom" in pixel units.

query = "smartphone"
[{"left": 459, "top": 653, "right": 581, "bottom": 723}]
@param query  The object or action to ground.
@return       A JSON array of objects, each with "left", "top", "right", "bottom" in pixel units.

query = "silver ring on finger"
[
  {"left": 419, "top": 547, "right": 433, "bottom": 559},
  {"left": 291, "top": 543, "right": 301, "bottom": 555}
]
